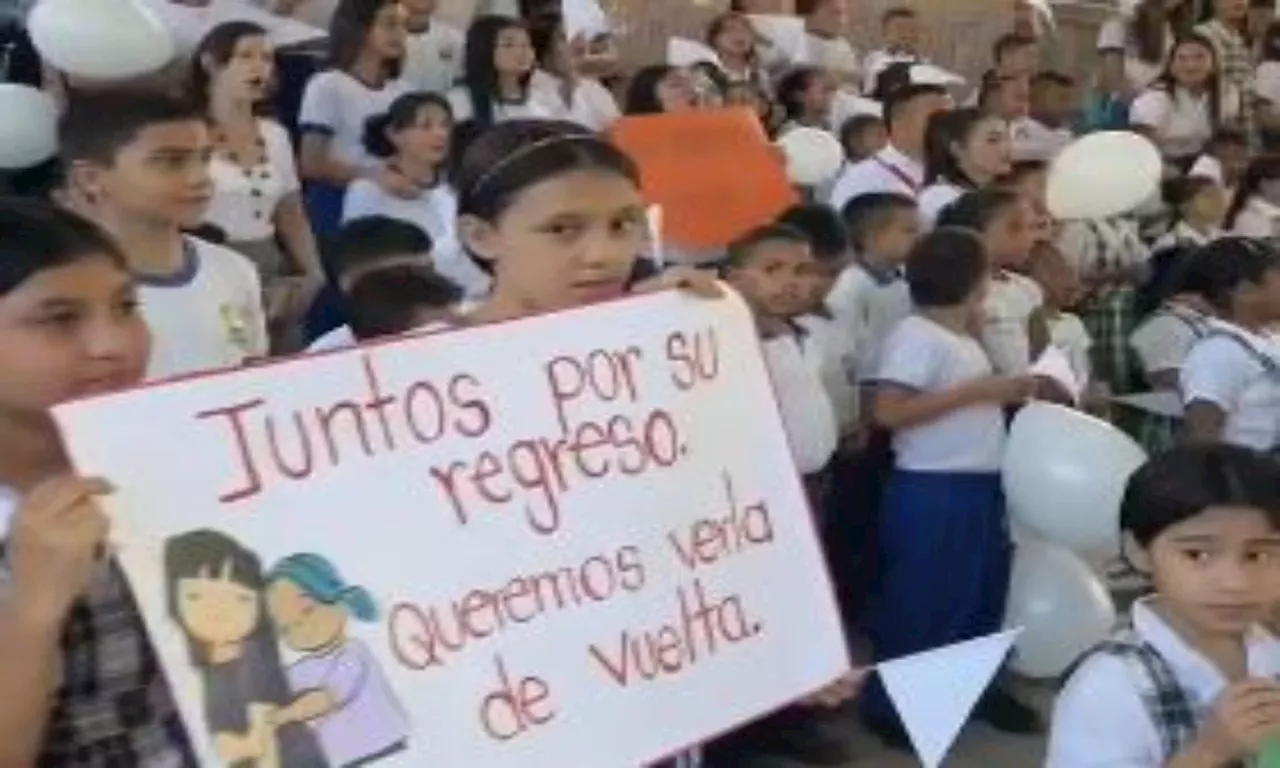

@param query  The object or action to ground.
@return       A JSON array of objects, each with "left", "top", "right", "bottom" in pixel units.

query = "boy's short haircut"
[
  {"left": 721, "top": 223, "right": 810, "bottom": 272},
  {"left": 776, "top": 203, "right": 850, "bottom": 264},
  {"left": 839, "top": 192, "right": 916, "bottom": 251},
  {"left": 883, "top": 83, "right": 947, "bottom": 129},
  {"left": 59, "top": 89, "right": 204, "bottom": 164},
  {"left": 882, "top": 6, "right": 916, "bottom": 26},
  {"left": 840, "top": 114, "right": 884, "bottom": 144},
  {"left": 345, "top": 265, "right": 462, "bottom": 341},
  {"left": 906, "top": 227, "right": 988, "bottom": 307},
  {"left": 1120, "top": 444, "right": 1280, "bottom": 548},
  {"left": 993, "top": 33, "right": 1036, "bottom": 63},
  {"left": 328, "top": 216, "right": 434, "bottom": 283}
]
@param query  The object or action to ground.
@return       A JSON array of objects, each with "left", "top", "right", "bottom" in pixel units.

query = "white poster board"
[{"left": 55, "top": 292, "right": 848, "bottom": 768}]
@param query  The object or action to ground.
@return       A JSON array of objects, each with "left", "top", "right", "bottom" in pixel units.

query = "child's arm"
[
  {"left": 274, "top": 690, "right": 337, "bottom": 726},
  {"left": 873, "top": 377, "right": 1035, "bottom": 430}
]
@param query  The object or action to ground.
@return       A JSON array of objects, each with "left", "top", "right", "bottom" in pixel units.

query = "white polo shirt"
[
  {"left": 761, "top": 333, "right": 838, "bottom": 475},
  {"left": 875, "top": 314, "right": 1007, "bottom": 473},
  {"left": 1130, "top": 86, "right": 1237, "bottom": 159},
  {"left": 981, "top": 270, "right": 1045, "bottom": 376},
  {"left": 1130, "top": 303, "right": 1212, "bottom": 381},
  {"left": 1181, "top": 320, "right": 1280, "bottom": 451},
  {"left": 826, "top": 145, "right": 923, "bottom": 211},
  {"left": 400, "top": 20, "right": 466, "bottom": 95},
  {"left": 917, "top": 180, "right": 966, "bottom": 229},
  {"left": 1048, "top": 599, "right": 1280, "bottom": 767},
  {"left": 299, "top": 70, "right": 407, "bottom": 171}
]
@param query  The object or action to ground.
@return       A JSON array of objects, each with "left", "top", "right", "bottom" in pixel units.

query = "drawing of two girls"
[{"left": 163, "top": 530, "right": 410, "bottom": 768}]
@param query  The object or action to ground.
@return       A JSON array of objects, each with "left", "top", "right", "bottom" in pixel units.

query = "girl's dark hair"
[
  {"left": 1263, "top": 19, "right": 1280, "bottom": 62},
  {"left": 1133, "top": 242, "right": 1201, "bottom": 317},
  {"left": 906, "top": 227, "right": 990, "bottom": 307},
  {"left": 935, "top": 188, "right": 1022, "bottom": 234},
  {"left": 362, "top": 91, "right": 454, "bottom": 159},
  {"left": 625, "top": 65, "right": 677, "bottom": 115},
  {"left": 1131, "top": 0, "right": 1193, "bottom": 65},
  {"left": 1181, "top": 236, "right": 1280, "bottom": 313},
  {"left": 923, "top": 107, "right": 997, "bottom": 187},
  {"left": 776, "top": 66, "right": 823, "bottom": 123},
  {"left": 1121, "top": 443, "right": 1280, "bottom": 548},
  {"left": 1226, "top": 154, "right": 1280, "bottom": 228},
  {"left": 706, "top": 12, "right": 759, "bottom": 66},
  {"left": 190, "top": 21, "right": 270, "bottom": 111},
  {"left": 455, "top": 117, "right": 639, "bottom": 220},
  {"left": 1154, "top": 34, "right": 1223, "bottom": 128},
  {"left": 776, "top": 203, "right": 850, "bottom": 262},
  {"left": 328, "top": 0, "right": 402, "bottom": 75},
  {"left": 346, "top": 264, "right": 462, "bottom": 340},
  {"left": 527, "top": 11, "right": 563, "bottom": 69},
  {"left": 463, "top": 15, "right": 533, "bottom": 129},
  {"left": 0, "top": 197, "right": 126, "bottom": 296},
  {"left": 163, "top": 529, "right": 272, "bottom": 666}
]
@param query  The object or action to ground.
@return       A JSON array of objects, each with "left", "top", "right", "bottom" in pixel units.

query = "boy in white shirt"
[
  {"left": 861, "top": 6, "right": 923, "bottom": 95},
  {"left": 862, "top": 228, "right": 1040, "bottom": 748},
  {"left": 400, "top": 0, "right": 465, "bottom": 94},
  {"left": 1047, "top": 444, "right": 1280, "bottom": 768},
  {"left": 59, "top": 90, "right": 268, "bottom": 380}
]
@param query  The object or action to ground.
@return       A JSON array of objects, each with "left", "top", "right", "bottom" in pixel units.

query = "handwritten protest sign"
[
  {"left": 610, "top": 109, "right": 798, "bottom": 252},
  {"left": 55, "top": 293, "right": 849, "bottom": 768}
]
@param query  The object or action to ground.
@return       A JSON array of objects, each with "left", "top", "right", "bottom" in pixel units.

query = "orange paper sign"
[{"left": 610, "top": 108, "right": 798, "bottom": 252}]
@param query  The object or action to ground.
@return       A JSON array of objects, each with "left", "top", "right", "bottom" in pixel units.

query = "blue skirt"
[{"left": 862, "top": 469, "right": 1012, "bottom": 721}]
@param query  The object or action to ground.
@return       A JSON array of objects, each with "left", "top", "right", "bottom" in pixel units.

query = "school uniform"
[
  {"left": 1048, "top": 598, "right": 1280, "bottom": 767},
  {"left": 796, "top": 313, "right": 859, "bottom": 435},
  {"left": 1230, "top": 196, "right": 1280, "bottom": 239},
  {"left": 528, "top": 69, "right": 621, "bottom": 132},
  {"left": 862, "top": 315, "right": 1012, "bottom": 724},
  {"left": 981, "top": 270, "right": 1045, "bottom": 376},
  {"left": 1196, "top": 19, "right": 1254, "bottom": 142},
  {"left": 0, "top": 488, "right": 195, "bottom": 766},
  {"left": 1127, "top": 302, "right": 1210, "bottom": 452},
  {"left": 298, "top": 70, "right": 407, "bottom": 236},
  {"left": 761, "top": 333, "right": 839, "bottom": 479},
  {"left": 400, "top": 19, "right": 466, "bottom": 95},
  {"left": 917, "top": 180, "right": 966, "bottom": 229},
  {"left": 826, "top": 261, "right": 912, "bottom": 387},
  {"left": 826, "top": 145, "right": 923, "bottom": 212},
  {"left": 341, "top": 179, "right": 492, "bottom": 299},
  {"left": 142, "top": 237, "right": 268, "bottom": 380},
  {"left": 1129, "top": 85, "right": 1235, "bottom": 163},
  {"left": 1048, "top": 311, "right": 1093, "bottom": 390},
  {"left": 1181, "top": 319, "right": 1280, "bottom": 452},
  {"left": 445, "top": 86, "right": 557, "bottom": 126}
]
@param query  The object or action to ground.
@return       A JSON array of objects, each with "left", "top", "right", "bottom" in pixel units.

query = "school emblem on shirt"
[{"left": 220, "top": 303, "right": 252, "bottom": 353}]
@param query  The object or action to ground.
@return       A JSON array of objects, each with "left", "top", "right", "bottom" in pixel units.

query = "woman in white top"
[
  {"left": 447, "top": 15, "right": 550, "bottom": 128},
  {"left": 1096, "top": 0, "right": 1190, "bottom": 92},
  {"left": 1181, "top": 238, "right": 1280, "bottom": 452},
  {"left": 297, "top": 0, "right": 411, "bottom": 236},
  {"left": 193, "top": 22, "right": 323, "bottom": 353},
  {"left": 918, "top": 107, "right": 1013, "bottom": 228},
  {"left": 526, "top": 12, "right": 620, "bottom": 132},
  {"left": 706, "top": 11, "right": 770, "bottom": 93},
  {"left": 1226, "top": 154, "right": 1280, "bottom": 240},
  {"left": 343, "top": 92, "right": 491, "bottom": 299},
  {"left": 1130, "top": 34, "right": 1237, "bottom": 166}
]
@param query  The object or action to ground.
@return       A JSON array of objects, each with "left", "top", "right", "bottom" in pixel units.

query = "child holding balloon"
[{"left": 1047, "top": 443, "right": 1280, "bottom": 768}]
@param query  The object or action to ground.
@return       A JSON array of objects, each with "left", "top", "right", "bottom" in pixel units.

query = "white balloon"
[
  {"left": 1005, "top": 535, "right": 1117, "bottom": 678},
  {"left": 1003, "top": 402, "right": 1147, "bottom": 555},
  {"left": 1046, "top": 131, "right": 1162, "bottom": 221},
  {"left": 776, "top": 128, "right": 845, "bottom": 186},
  {"left": 29, "top": 0, "right": 176, "bottom": 81},
  {"left": 0, "top": 85, "right": 58, "bottom": 169}
]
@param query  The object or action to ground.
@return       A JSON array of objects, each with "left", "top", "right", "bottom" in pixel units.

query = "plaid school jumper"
[{"left": 0, "top": 548, "right": 195, "bottom": 768}]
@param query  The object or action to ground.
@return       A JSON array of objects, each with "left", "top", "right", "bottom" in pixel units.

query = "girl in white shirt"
[
  {"left": 1226, "top": 155, "right": 1280, "bottom": 239},
  {"left": 1048, "top": 444, "right": 1280, "bottom": 768},
  {"left": 297, "top": 0, "right": 411, "bottom": 236},
  {"left": 343, "top": 92, "right": 491, "bottom": 298},
  {"left": 774, "top": 66, "right": 838, "bottom": 135},
  {"left": 1130, "top": 34, "right": 1236, "bottom": 166},
  {"left": 1152, "top": 175, "right": 1227, "bottom": 251},
  {"left": 706, "top": 12, "right": 769, "bottom": 93},
  {"left": 1181, "top": 237, "right": 1280, "bottom": 452},
  {"left": 193, "top": 22, "right": 324, "bottom": 352},
  {"left": 447, "top": 15, "right": 549, "bottom": 128},
  {"left": 937, "top": 190, "right": 1047, "bottom": 376},
  {"left": 864, "top": 228, "right": 1040, "bottom": 745},
  {"left": 526, "top": 13, "right": 620, "bottom": 132},
  {"left": 918, "top": 108, "right": 1013, "bottom": 228}
]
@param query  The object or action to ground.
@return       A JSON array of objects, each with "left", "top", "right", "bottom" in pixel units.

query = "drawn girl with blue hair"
[{"left": 264, "top": 554, "right": 409, "bottom": 768}]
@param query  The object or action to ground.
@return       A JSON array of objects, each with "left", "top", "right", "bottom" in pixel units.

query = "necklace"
[{"left": 211, "top": 120, "right": 276, "bottom": 222}]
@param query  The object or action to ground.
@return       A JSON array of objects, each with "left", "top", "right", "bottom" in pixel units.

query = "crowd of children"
[{"left": 0, "top": 0, "right": 1279, "bottom": 766}]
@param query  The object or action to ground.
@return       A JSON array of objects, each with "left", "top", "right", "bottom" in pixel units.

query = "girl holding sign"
[{"left": 0, "top": 200, "right": 192, "bottom": 765}]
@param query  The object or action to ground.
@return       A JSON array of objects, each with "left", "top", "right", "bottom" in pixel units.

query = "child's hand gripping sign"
[{"left": 609, "top": 108, "right": 798, "bottom": 252}]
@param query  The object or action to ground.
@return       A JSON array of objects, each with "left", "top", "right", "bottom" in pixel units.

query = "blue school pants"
[{"left": 861, "top": 469, "right": 1012, "bottom": 723}]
